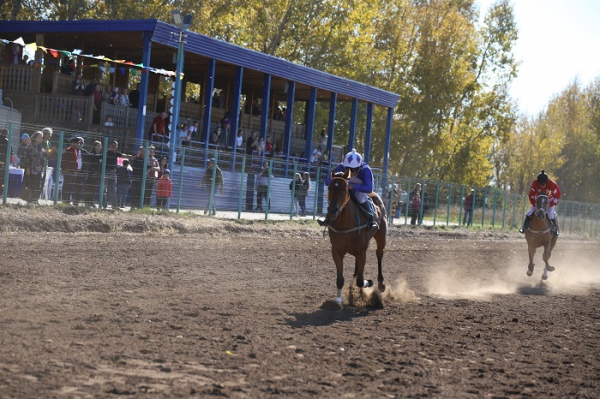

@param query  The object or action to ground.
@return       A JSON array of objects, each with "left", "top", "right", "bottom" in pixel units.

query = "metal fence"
[{"left": 1, "top": 122, "right": 598, "bottom": 237}]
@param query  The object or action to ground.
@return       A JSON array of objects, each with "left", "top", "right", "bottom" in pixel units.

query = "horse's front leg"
[
  {"left": 332, "top": 250, "right": 345, "bottom": 304},
  {"left": 375, "top": 232, "right": 386, "bottom": 292},
  {"left": 354, "top": 251, "right": 373, "bottom": 289},
  {"left": 542, "top": 241, "right": 555, "bottom": 275},
  {"left": 527, "top": 245, "right": 536, "bottom": 277}
]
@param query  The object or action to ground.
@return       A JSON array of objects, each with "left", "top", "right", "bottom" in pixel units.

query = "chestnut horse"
[
  {"left": 525, "top": 194, "right": 558, "bottom": 280},
  {"left": 326, "top": 171, "right": 387, "bottom": 304}
]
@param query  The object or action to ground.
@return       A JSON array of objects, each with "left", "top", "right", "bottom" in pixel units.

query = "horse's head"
[
  {"left": 535, "top": 194, "right": 549, "bottom": 219},
  {"left": 327, "top": 171, "right": 350, "bottom": 221}
]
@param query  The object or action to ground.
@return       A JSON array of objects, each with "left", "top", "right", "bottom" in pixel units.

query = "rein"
[
  {"left": 327, "top": 176, "right": 364, "bottom": 234},
  {"left": 528, "top": 194, "right": 551, "bottom": 234}
]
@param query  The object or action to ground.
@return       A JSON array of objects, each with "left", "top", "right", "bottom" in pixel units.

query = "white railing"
[
  {"left": 1, "top": 64, "right": 40, "bottom": 94},
  {"left": 34, "top": 94, "right": 93, "bottom": 124}
]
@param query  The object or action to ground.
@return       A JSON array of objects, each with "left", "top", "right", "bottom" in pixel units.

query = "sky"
[{"left": 478, "top": 0, "right": 600, "bottom": 116}]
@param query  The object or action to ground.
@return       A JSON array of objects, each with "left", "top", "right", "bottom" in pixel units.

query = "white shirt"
[{"left": 236, "top": 135, "right": 243, "bottom": 148}]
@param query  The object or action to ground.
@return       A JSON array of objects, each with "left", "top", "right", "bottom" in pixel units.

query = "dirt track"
[{"left": 1, "top": 210, "right": 599, "bottom": 398}]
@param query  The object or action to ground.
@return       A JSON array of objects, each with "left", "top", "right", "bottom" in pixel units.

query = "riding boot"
[
  {"left": 550, "top": 218, "right": 560, "bottom": 236},
  {"left": 362, "top": 199, "right": 379, "bottom": 232},
  {"left": 519, "top": 214, "right": 533, "bottom": 234},
  {"left": 317, "top": 215, "right": 329, "bottom": 227}
]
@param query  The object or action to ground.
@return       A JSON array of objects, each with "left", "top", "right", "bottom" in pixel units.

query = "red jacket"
[
  {"left": 156, "top": 176, "right": 172, "bottom": 198},
  {"left": 61, "top": 146, "right": 79, "bottom": 172},
  {"left": 529, "top": 179, "right": 561, "bottom": 206}
]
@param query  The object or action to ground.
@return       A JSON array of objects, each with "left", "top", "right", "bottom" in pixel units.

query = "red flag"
[{"left": 49, "top": 49, "right": 59, "bottom": 58}]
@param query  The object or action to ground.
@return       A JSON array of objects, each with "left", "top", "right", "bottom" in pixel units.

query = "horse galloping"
[
  {"left": 326, "top": 171, "right": 387, "bottom": 304},
  {"left": 524, "top": 194, "right": 558, "bottom": 280}
]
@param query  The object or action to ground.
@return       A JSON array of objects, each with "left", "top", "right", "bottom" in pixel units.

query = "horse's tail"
[{"left": 369, "top": 192, "right": 387, "bottom": 220}]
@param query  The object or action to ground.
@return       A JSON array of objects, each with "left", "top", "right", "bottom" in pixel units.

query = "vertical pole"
[
  {"left": 168, "top": 31, "right": 185, "bottom": 209},
  {"left": 326, "top": 93, "right": 336, "bottom": 165},
  {"left": 202, "top": 59, "right": 216, "bottom": 167},
  {"left": 512, "top": 193, "right": 517, "bottom": 229},
  {"left": 364, "top": 103, "right": 374, "bottom": 164},
  {"left": 569, "top": 201, "right": 574, "bottom": 233},
  {"left": 481, "top": 187, "right": 487, "bottom": 227},
  {"left": 208, "top": 151, "right": 219, "bottom": 217},
  {"left": 491, "top": 189, "right": 497, "bottom": 228},
  {"left": 2, "top": 123, "right": 13, "bottom": 205},
  {"left": 259, "top": 74, "right": 272, "bottom": 166},
  {"left": 471, "top": 187, "right": 476, "bottom": 227},
  {"left": 283, "top": 81, "right": 295, "bottom": 176},
  {"left": 53, "top": 131, "right": 64, "bottom": 205},
  {"left": 99, "top": 136, "right": 108, "bottom": 209},
  {"left": 135, "top": 31, "right": 152, "bottom": 147},
  {"left": 446, "top": 183, "right": 452, "bottom": 227},
  {"left": 388, "top": 177, "right": 395, "bottom": 225},
  {"left": 433, "top": 182, "right": 440, "bottom": 226},
  {"left": 229, "top": 66, "right": 243, "bottom": 150},
  {"left": 562, "top": 201, "right": 567, "bottom": 232},
  {"left": 139, "top": 141, "right": 149, "bottom": 209},
  {"left": 348, "top": 98, "right": 358, "bottom": 151},
  {"left": 313, "top": 166, "right": 321, "bottom": 220},
  {"left": 419, "top": 181, "right": 425, "bottom": 226},
  {"left": 237, "top": 156, "right": 246, "bottom": 219},
  {"left": 382, "top": 107, "right": 393, "bottom": 198},
  {"left": 304, "top": 87, "right": 317, "bottom": 165},
  {"left": 405, "top": 178, "right": 411, "bottom": 225},
  {"left": 176, "top": 148, "right": 185, "bottom": 213},
  {"left": 264, "top": 158, "right": 274, "bottom": 219},
  {"left": 459, "top": 185, "right": 465, "bottom": 226},
  {"left": 290, "top": 162, "right": 298, "bottom": 219},
  {"left": 502, "top": 191, "right": 507, "bottom": 229},
  {"left": 577, "top": 202, "right": 582, "bottom": 232},
  {"left": 521, "top": 194, "right": 526, "bottom": 230}
]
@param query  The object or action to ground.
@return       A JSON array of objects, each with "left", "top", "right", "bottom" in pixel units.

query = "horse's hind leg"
[{"left": 375, "top": 232, "right": 386, "bottom": 292}]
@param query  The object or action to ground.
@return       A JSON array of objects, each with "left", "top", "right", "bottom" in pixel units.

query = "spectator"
[
  {"left": 155, "top": 169, "right": 172, "bottom": 210},
  {"left": 92, "top": 84, "right": 103, "bottom": 125},
  {"left": 251, "top": 99, "right": 261, "bottom": 116},
  {"left": 311, "top": 145, "right": 322, "bottom": 164},
  {"left": 198, "top": 158, "right": 223, "bottom": 215},
  {"left": 246, "top": 131, "right": 257, "bottom": 156},
  {"left": 104, "top": 115, "right": 114, "bottom": 126},
  {"left": 298, "top": 172, "right": 311, "bottom": 216},
  {"left": 463, "top": 189, "right": 474, "bottom": 227},
  {"left": 256, "top": 161, "right": 271, "bottom": 211},
  {"left": 130, "top": 145, "right": 160, "bottom": 208},
  {"left": 321, "top": 149, "right": 330, "bottom": 165},
  {"left": 289, "top": 173, "right": 303, "bottom": 217},
  {"left": 41, "top": 127, "right": 56, "bottom": 162},
  {"left": 102, "top": 85, "right": 113, "bottom": 103},
  {"left": 256, "top": 137, "right": 265, "bottom": 155},
  {"left": 220, "top": 112, "right": 231, "bottom": 147},
  {"left": 15, "top": 133, "right": 30, "bottom": 167},
  {"left": 235, "top": 129, "right": 245, "bottom": 151},
  {"left": 21, "top": 131, "right": 46, "bottom": 204},
  {"left": 409, "top": 183, "right": 421, "bottom": 201},
  {"left": 410, "top": 193, "right": 421, "bottom": 225},
  {"left": 105, "top": 140, "right": 132, "bottom": 209},
  {"left": 157, "top": 157, "right": 168, "bottom": 178},
  {"left": 116, "top": 159, "right": 133, "bottom": 208},
  {"left": 107, "top": 87, "right": 119, "bottom": 105},
  {"left": 129, "top": 83, "right": 140, "bottom": 109},
  {"left": 84, "top": 77, "right": 97, "bottom": 97},
  {"left": 148, "top": 112, "right": 168, "bottom": 154},
  {"left": 177, "top": 123, "right": 190, "bottom": 160},
  {"left": 60, "top": 55, "right": 73, "bottom": 75},
  {"left": 71, "top": 73, "right": 85, "bottom": 95},
  {"left": 144, "top": 146, "right": 160, "bottom": 207},
  {"left": 265, "top": 136, "right": 273, "bottom": 153},
  {"left": 188, "top": 120, "right": 199, "bottom": 141},
  {"left": 82, "top": 140, "right": 103, "bottom": 207},
  {"left": 61, "top": 137, "right": 82, "bottom": 206},
  {"left": 319, "top": 128, "right": 328, "bottom": 148},
  {"left": 119, "top": 88, "right": 131, "bottom": 107},
  {"left": 209, "top": 127, "right": 221, "bottom": 148}
]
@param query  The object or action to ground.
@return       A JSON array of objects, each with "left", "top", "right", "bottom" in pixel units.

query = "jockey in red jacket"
[{"left": 520, "top": 170, "right": 561, "bottom": 235}]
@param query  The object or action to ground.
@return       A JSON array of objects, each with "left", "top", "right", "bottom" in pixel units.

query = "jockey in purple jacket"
[{"left": 318, "top": 149, "right": 379, "bottom": 232}]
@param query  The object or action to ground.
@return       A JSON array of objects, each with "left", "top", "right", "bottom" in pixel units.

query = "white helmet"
[{"left": 342, "top": 149, "right": 362, "bottom": 168}]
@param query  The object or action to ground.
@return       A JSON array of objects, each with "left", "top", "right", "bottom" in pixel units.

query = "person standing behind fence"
[
  {"left": 410, "top": 193, "right": 421, "bottom": 225},
  {"left": 297, "top": 172, "right": 311, "bottom": 216},
  {"left": 82, "top": 141, "right": 103, "bottom": 207},
  {"left": 198, "top": 158, "right": 224, "bottom": 215},
  {"left": 21, "top": 131, "right": 46, "bottom": 204},
  {"left": 289, "top": 173, "right": 303, "bottom": 217},
  {"left": 463, "top": 189, "right": 474, "bottom": 226},
  {"left": 256, "top": 161, "right": 271, "bottom": 211},
  {"left": 0, "top": 128, "right": 10, "bottom": 194},
  {"left": 155, "top": 169, "right": 172, "bottom": 210},
  {"left": 116, "top": 159, "right": 133, "bottom": 208},
  {"left": 61, "top": 137, "right": 82, "bottom": 205}
]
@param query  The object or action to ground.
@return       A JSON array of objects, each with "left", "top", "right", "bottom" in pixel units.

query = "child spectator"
[
  {"left": 410, "top": 194, "right": 421, "bottom": 225},
  {"left": 116, "top": 159, "right": 133, "bottom": 208},
  {"left": 104, "top": 115, "right": 114, "bottom": 126},
  {"left": 155, "top": 169, "right": 172, "bottom": 210}
]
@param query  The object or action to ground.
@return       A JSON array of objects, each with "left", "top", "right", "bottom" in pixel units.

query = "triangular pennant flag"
[
  {"left": 13, "top": 37, "right": 25, "bottom": 46},
  {"left": 25, "top": 42, "right": 37, "bottom": 54},
  {"left": 119, "top": 67, "right": 126, "bottom": 76},
  {"left": 103, "top": 57, "right": 113, "bottom": 62},
  {"left": 59, "top": 50, "right": 71, "bottom": 57},
  {"left": 114, "top": 60, "right": 125, "bottom": 64},
  {"left": 131, "top": 69, "right": 138, "bottom": 76},
  {"left": 38, "top": 46, "right": 47, "bottom": 53},
  {"left": 49, "top": 49, "right": 59, "bottom": 58},
  {"left": 109, "top": 67, "right": 115, "bottom": 74},
  {"left": 72, "top": 49, "right": 82, "bottom": 55},
  {"left": 100, "top": 66, "right": 107, "bottom": 73},
  {"left": 94, "top": 55, "right": 105, "bottom": 60}
]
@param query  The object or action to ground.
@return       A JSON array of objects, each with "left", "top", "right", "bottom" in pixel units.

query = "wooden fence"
[
  {"left": 0, "top": 64, "right": 41, "bottom": 94},
  {"left": 34, "top": 94, "right": 94, "bottom": 125}
]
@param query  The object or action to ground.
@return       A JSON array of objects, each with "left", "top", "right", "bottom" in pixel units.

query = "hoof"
[
  {"left": 378, "top": 283, "right": 386, "bottom": 293},
  {"left": 542, "top": 273, "right": 548, "bottom": 281},
  {"left": 546, "top": 265, "right": 555, "bottom": 272},
  {"left": 526, "top": 269, "right": 533, "bottom": 277},
  {"left": 367, "top": 279, "right": 374, "bottom": 288}
]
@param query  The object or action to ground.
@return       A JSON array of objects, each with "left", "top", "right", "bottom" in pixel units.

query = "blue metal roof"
[{"left": 0, "top": 19, "right": 399, "bottom": 108}]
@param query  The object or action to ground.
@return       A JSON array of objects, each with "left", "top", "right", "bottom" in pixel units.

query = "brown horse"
[
  {"left": 524, "top": 194, "right": 558, "bottom": 280},
  {"left": 326, "top": 171, "right": 387, "bottom": 304}
]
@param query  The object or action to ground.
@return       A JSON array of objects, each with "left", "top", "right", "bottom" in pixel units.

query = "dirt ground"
[{"left": 1, "top": 208, "right": 600, "bottom": 398}]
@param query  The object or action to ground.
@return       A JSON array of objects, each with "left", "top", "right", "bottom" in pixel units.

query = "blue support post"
[
  {"left": 364, "top": 102, "right": 374, "bottom": 163},
  {"left": 283, "top": 81, "right": 296, "bottom": 176},
  {"left": 304, "top": 87, "right": 317, "bottom": 165},
  {"left": 348, "top": 98, "right": 358, "bottom": 150},
  {"left": 202, "top": 59, "right": 216, "bottom": 168},
  {"left": 229, "top": 66, "right": 243, "bottom": 149},
  {"left": 381, "top": 107, "right": 393, "bottom": 200},
  {"left": 264, "top": 158, "right": 274, "bottom": 220},
  {"left": 259, "top": 74, "right": 272, "bottom": 166},
  {"left": 167, "top": 30, "right": 186, "bottom": 209},
  {"left": 327, "top": 93, "right": 336, "bottom": 163},
  {"left": 135, "top": 31, "right": 152, "bottom": 147}
]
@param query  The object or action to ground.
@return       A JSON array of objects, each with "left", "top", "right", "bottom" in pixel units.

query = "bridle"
[
  {"left": 328, "top": 176, "right": 350, "bottom": 219},
  {"left": 528, "top": 194, "right": 551, "bottom": 234}
]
